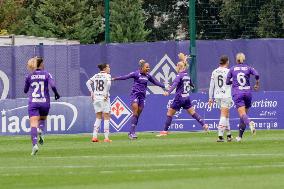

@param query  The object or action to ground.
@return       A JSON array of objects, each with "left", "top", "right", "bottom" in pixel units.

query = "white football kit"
[
  {"left": 209, "top": 67, "right": 233, "bottom": 108},
  {"left": 86, "top": 72, "right": 111, "bottom": 113}
]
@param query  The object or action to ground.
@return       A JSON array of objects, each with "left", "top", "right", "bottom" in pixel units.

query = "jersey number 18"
[{"left": 95, "top": 80, "right": 105, "bottom": 91}]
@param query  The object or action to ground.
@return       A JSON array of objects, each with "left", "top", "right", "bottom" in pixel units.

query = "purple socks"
[
  {"left": 241, "top": 114, "right": 250, "bottom": 126},
  {"left": 129, "top": 115, "right": 138, "bottom": 134},
  {"left": 31, "top": 127, "right": 38, "bottom": 146},
  {"left": 163, "top": 116, "right": 173, "bottom": 131},
  {"left": 39, "top": 120, "right": 45, "bottom": 132},
  {"left": 239, "top": 114, "right": 250, "bottom": 138},
  {"left": 192, "top": 113, "right": 205, "bottom": 127}
]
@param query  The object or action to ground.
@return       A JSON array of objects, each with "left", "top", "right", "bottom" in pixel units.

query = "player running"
[
  {"left": 208, "top": 55, "right": 233, "bottom": 142},
  {"left": 112, "top": 60, "right": 166, "bottom": 140},
  {"left": 86, "top": 64, "right": 112, "bottom": 143},
  {"left": 226, "top": 53, "right": 260, "bottom": 142},
  {"left": 24, "top": 57, "right": 60, "bottom": 155},
  {"left": 157, "top": 53, "right": 209, "bottom": 136}
]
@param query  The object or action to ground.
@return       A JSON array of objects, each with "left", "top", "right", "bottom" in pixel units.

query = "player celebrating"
[
  {"left": 112, "top": 60, "right": 166, "bottom": 140},
  {"left": 208, "top": 55, "right": 233, "bottom": 142},
  {"left": 226, "top": 53, "right": 260, "bottom": 142},
  {"left": 24, "top": 57, "right": 60, "bottom": 155},
  {"left": 86, "top": 64, "right": 112, "bottom": 143},
  {"left": 157, "top": 53, "right": 209, "bottom": 136}
]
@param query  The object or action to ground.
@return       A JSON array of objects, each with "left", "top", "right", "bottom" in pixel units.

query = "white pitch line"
[
  {"left": 0, "top": 164, "right": 283, "bottom": 175},
  {"left": 99, "top": 164, "right": 284, "bottom": 174},
  {"left": 0, "top": 163, "right": 188, "bottom": 170},
  {"left": 38, "top": 153, "right": 284, "bottom": 159}
]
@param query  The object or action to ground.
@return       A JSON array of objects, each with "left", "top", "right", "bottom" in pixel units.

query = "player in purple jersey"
[
  {"left": 24, "top": 57, "right": 60, "bottom": 155},
  {"left": 113, "top": 59, "right": 166, "bottom": 139},
  {"left": 226, "top": 53, "right": 260, "bottom": 142},
  {"left": 157, "top": 53, "right": 209, "bottom": 137}
]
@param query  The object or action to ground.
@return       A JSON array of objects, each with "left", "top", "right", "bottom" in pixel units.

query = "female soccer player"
[
  {"left": 226, "top": 53, "right": 260, "bottom": 142},
  {"left": 112, "top": 60, "right": 166, "bottom": 139},
  {"left": 157, "top": 53, "right": 209, "bottom": 136},
  {"left": 27, "top": 58, "right": 47, "bottom": 144},
  {"left": 208, "top": 55, "right": 233, "bottom": 142},
  {"left": 24, "top": 57, "right": 60, "bottom": 155},
  {"left": 86, "top": 63, "right": 112, "bottom": 143}
]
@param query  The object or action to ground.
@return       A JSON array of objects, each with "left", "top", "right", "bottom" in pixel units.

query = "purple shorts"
[
  {"left": 233, "top": 93, "right": 252, "bottom": 109},
  {"left": 130, "top": 94, "right": 145, "bottom": 108},
  {"left": 170, "top": 97, "right": 193, "bottom": 111},
  {"left": 28, "top": 105, "right": 50, "bottom": 117}
]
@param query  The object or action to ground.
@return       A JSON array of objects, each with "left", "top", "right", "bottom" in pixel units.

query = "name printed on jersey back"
[
  {"left": 31, "top": 75, "right": 46, "bottom": 80},
  {"left": 234, "top": 67, "right": 248, "bottom": 71}
]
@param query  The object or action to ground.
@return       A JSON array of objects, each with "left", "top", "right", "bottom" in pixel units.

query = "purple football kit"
[
  {"left": 162, "top": 71, "right": 206, "bottom": 132},
  {"left": 168, "top": 71, "right": 194, "bottom": 110},
  {"left": 114, "top": 70, "right": 165, "bottom": 108},
  {"left": 24, "top": 68, "right": 60, "bottom": 152},
  {"left": 226, "top": 63, "right": 259, "bottom": 138},
  {"left": 114, "top": 70, "right": 165, "bottom": 138},
  {"left": 24, "top": 69, "right": 56, "bottom": 117},
  {"left": 226, "top": 64, "right": 259, "bottom": 108}
]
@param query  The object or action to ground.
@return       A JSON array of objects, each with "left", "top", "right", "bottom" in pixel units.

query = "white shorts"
[
  {"left": 93, "top": 99, "right": 111, "bottom": 113},
  {"left": 215, "top": 98, "right": 233, "bottom": 109}
]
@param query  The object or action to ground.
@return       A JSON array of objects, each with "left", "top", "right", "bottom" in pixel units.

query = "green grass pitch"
[{"left": 0, "top": 130, "right": 283, "bottom": 189}]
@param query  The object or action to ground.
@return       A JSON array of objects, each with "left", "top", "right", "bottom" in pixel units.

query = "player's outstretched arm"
[
  {"left": 148, "top": 75, "right": 165, "bottom": 89},
  {"left": 166, "top": 76, "right": 180, "bottom": 95},
  {"left": 112, "top": 72, "right": 135, "bottom": 81}
]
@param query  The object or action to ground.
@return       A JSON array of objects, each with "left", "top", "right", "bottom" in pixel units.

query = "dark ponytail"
[
  {"left": 98, "top": 63, "right": 108, "bottom": 71},
  {"left": 219, "top": 55, "right": 229, "bottom": 65}
]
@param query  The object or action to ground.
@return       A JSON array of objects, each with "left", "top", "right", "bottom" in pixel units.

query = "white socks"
[
  {"left": 218, "top": 117, "right": 227, "bottom": 137},
  {"left": 226, "top": 117, "right": 231, "bottom": 136},
  {"left": 93, "top": 118, "right": 102, "bottom": 138},
  {"left": 104, "top": 120, "right": 110, "bottom": 139},
  {"left": 93, "top": 119, "right": 110, "bottom": 139}
]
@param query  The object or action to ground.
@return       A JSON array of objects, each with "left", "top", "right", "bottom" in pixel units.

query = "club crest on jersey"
[
  {"left": 110, "top": 96, "right": 132, "bottom": 131},
  {"left": 147, "top": 54, "right": 177, "bottom": 94}
]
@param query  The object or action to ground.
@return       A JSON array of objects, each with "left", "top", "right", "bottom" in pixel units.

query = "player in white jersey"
[
  {"left": 208, "top": 55, "right": 233, "bottom": 142},
  {"left": 86, "top": 63, "right": 112, "bottom": 143}
]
